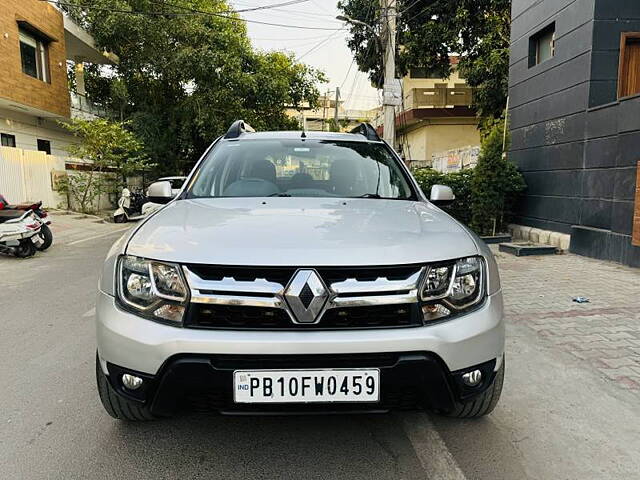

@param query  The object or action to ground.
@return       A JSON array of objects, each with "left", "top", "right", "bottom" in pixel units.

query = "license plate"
[{"left": 233, "top": 369, "right": 380, "bottom": 403}]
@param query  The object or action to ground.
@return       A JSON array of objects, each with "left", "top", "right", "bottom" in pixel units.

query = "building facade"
[
  {"left": 286, "top": 93, "right": 379, "bottom": 132},
  {"left": 0, "top": 0, "right": 114, "bottom": 157},
  {"left": 509, "top": 0, "right": 640, "bottom": 267},
  {"left": 395, "top": 59, "right": 480, "bottom": 169}
]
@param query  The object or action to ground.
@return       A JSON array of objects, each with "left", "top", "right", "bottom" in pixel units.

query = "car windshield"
[{"left": 186, "top": 139, "right": 415, "bottom": 199}]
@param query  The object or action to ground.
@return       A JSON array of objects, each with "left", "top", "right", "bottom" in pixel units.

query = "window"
[
  {"left": 187, "top": 139, "right": 415, "bottom": 200},
  {"left": 19, "top": 28, "right": 49, "bottom": 82},
  {"left": 410, "top": 67, "right": 440, "bottom": 79},
  {"left": 529, "top": 23, "right": 555, "bottom": 67},
  {"left": 618, "top": 33, "right": 640, "bottom": 99},
  {"left": 1, "top": 133, "right": 16, "bottom": 147},
  {"left": 37, "top": 139, "right": 51, "bottom": 155}
]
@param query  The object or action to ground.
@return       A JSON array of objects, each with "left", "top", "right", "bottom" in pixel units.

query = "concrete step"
[{"left": 498, "top": 242, "right": 558, "bottom": 257}]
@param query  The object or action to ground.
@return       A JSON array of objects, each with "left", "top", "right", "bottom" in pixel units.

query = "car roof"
[{"left": 226, "top": 131, "right": 382, "bottom": 143}]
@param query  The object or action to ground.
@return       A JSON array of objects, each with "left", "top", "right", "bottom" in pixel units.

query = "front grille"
[
  {"left": 319, "top": 304, "right": 420, "bottom": 328},
  {"left": 186, "top": 305, "right": 292, "bottom": 329},
  {"left": 187, "top": 265, "right": 296, "bottom": 285},
  {"left": 184, "top": 264, "right": 424, "bottom": 331},
  {"left": 317, "top": 266, "right": 422, "bottom": 284},
  {"left": 185, "top": 264, "right": 422, "bottom": 286},
  {"left": 186, "top": 303, "right": 422, "bottom": 330}
]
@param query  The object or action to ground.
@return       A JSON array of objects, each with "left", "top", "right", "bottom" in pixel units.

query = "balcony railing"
[
  {"left": 409, "top": 87, "right": 474, "bottom": 108},
  {"left": 70, "top": 92, "right": 108, "bottom": 119}
]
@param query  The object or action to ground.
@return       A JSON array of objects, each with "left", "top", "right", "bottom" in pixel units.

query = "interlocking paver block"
[{"left": 495, "top": 247, "right": 640, "bottom": 398}]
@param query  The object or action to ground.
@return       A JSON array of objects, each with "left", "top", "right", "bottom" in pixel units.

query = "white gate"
[{"left": 0, "top": 146, "right": 65, "bottom": 207}]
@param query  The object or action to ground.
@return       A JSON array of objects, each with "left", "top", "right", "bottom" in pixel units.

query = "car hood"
[{"left": 126, "top": 197, "right": 478, "bottom": 266}]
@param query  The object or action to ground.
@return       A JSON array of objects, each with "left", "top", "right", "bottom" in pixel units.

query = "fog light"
[
  {"left": 122, "top": 373, "right": 143, "bottom": 390},
  {"left": 461, "top": 369, "right": 482, "bottom": 387}
]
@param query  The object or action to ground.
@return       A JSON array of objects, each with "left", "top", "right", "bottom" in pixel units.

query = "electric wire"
[
  {"left": 340, "top": 58, "right": 356, "bottom": 89},
  {"left": 295, "top": 29, "right": 346, "bottom": 61},
  {"left": 44, "top": 0, "right": 344, "bottom": 30}
]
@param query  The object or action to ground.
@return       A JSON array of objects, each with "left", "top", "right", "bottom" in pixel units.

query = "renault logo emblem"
[{"left": 284, "top": 269, "right": 329, "bottom": 324}]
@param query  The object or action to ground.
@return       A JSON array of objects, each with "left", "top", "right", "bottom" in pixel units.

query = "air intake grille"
[{"left": 186, "top": 303, "right": 421, "bottom": 330}]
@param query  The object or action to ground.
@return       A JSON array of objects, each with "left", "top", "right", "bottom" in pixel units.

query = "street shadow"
[
  {"left": 429, "top": 412, "right": 528, "bottom": 480},
  {"left": 88, "top": 412, "right": 427, "bottom": 480}
]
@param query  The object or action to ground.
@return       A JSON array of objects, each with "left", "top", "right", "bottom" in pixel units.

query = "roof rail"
[
  {"left": 224, "top": 120, "right": 255, "bottom": 139},
  {"left": 349, "top": 123, "right": 380, "bottom": 141}
]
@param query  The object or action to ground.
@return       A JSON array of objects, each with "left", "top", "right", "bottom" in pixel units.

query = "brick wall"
[{"left": 0, "top": 0, "right": 70, "bottom": 118}]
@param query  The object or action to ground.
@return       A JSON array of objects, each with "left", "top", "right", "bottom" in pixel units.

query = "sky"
[{"left": 229, "top": 0, "right": 380, "bottom": 111}]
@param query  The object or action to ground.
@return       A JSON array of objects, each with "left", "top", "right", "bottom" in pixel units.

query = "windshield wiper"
[
  {"left": 268, "top": 193, "right": 292, "bottom": 197},
  {"left": 353, "top": 193, "right": 409, "bottom": 200}
]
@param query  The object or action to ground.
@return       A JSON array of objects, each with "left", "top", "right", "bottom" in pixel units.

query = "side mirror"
[
  {"left": 429, "top": 184, "right": 455, "bottom": 207},
  {"left": 147, "top": 181, "right": 173, "bottom": 204}
]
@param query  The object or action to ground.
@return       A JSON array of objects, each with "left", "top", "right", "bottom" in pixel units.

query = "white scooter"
[
  {"left": 113, "top": 187, "right": 147, "bottom": 223},
  {"left": 0, "top": 210, "right": 44, "bottom": 258}
]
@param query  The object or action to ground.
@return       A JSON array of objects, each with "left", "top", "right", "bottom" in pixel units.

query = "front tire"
[
  {"left": 96, "top": 355, "right": 156, "bottom": 421},
  {"left": 37, "top": 224, "right": 53, "bottom": 250},
  {"left": 442, "top": 357, "right": 504, "bottom": 418},
  {"left": 14, "top": 240, "right": 36, "bottom": 258},
  {"left": 113, "top": 214, "right": 127, "bottom": 224}
]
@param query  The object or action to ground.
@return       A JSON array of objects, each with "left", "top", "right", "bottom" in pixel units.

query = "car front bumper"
[
  {"left": 104, "top": 352, "right": 500, "bottom": 415},
  {"left": 97, "top": 290, "right": 504, "bottom": 374}
]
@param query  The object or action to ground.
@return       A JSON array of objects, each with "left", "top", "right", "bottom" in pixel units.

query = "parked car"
[{"left": 95, "top": 121, "right": 504, "bottom": 420}]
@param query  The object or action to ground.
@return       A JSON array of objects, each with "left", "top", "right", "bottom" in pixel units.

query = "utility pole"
[
  {"left": 336, "top": 8, "right": 397, "bottom": 142},
  {"left": 334, "top": 87, "right": 340, "bottom": 127},
  {"left": 381, "top": 0, "right": 397, "bottom": 147},
  {"left": 322, "top": 89, "right": 329, "bottom": 131}
]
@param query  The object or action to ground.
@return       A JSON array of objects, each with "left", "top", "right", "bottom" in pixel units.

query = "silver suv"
[{"left": 96, "top": 121, "right": 504, "bottom": 420}]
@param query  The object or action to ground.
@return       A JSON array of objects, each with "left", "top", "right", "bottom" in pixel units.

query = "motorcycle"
[
  {"left": 0, "top": 195, "right": 53, "bottom": 250},
  {"left": 113, "top": 187, "right": 147, "bottom": 223},
  {"left": 0, "top": 209, "right": 44, "bottom": 258}
]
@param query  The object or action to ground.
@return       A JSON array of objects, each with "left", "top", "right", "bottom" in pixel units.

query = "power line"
[
  {"left": 397, "top": 0, "right": 421, "bottom": 15},
  {"left": 257, "top": 8, "right": 337, "bottom": 19},
  {"left": 295, "top": 30, "right": 345, "bottom": 61},
  {"left": 234, "top": 0, "right": 311, "bottom": 13},
  {"left": 340, "top": 58, "right": 355, "bottom": 89},
  {"left": 45, "top": 0, "right": 344, "bottom": 30},
  {"left": 250, "top": 33, "right": 337, "bottom": 41},
  {"left": 150, "top": 0, "right": 311, "bottom": 15},
  {"left": 148, "top": 0, "right": 342, "bottom": 26},
  {"left": 342, "top": 0, "right": 378, "bottom": 109}
]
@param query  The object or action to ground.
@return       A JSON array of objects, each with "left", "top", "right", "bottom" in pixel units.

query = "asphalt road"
[{"left": 1, "top": 215, "right": 639, "bottom": 479}]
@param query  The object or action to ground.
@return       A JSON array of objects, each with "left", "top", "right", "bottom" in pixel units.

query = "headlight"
[
  {"left": 420, "top": 256, "right": 485, "bottom": 322},
  {"left": 117, "top": 255, "right": 189, "bottom": 323}
]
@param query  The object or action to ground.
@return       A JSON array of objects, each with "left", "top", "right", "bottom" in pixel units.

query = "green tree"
[
  {"left": 470, "top": 123, "right": 525, "bottom": 235},
  {"left": 57, "top": 119, "right": 149, "bottom": 213},
  {"left": 62, "top": 0, "right": 325, "bottom": 175},
  {"left": 337, "top": 0, "right": 510, "bottom": 125},
  {"left": 413, "top": 168, "right": 474, "bottom": 225}
]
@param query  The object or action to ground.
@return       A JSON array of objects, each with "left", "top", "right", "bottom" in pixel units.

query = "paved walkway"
[
  {"left": 495, "top": 247, "right": 640, "bottom": 393},
  {"left": 49, "top": 211, "right": 131, "bottom": 246}
]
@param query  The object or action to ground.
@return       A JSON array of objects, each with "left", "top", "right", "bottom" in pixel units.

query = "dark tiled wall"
[
  {"left": 508, "top": 0, "right": 640, "bottom": 266},
  {"left": 582, "top": 96, "right": 640, "bottom": 237},
  {"left": 509, "top": 0, "right": 595, "bottom": 234},
  {"left": 590, "top": 2, "right": 640, "bottom": 106}
]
